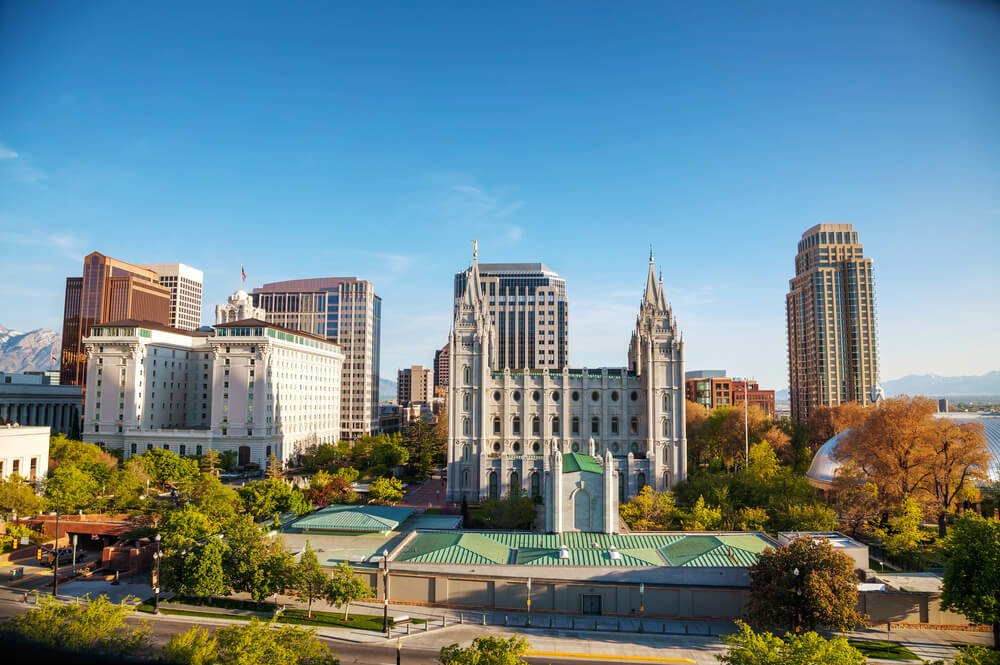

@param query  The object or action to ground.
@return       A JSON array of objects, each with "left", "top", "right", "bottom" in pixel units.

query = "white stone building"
[
  {"left": 0, "top": 424, "right": 50, "bottom": 483},
  {"left": 447, "top": 246, "right": 686, "bottom": 533},
  {"left": 81, "top": 301, "right": 343, "bottom": 468}
]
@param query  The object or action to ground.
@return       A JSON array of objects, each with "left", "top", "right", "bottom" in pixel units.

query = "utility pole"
[
  {"left": 52, "top": 510, "right": 60, "bottom": 597},
  {"left": 743, "top": 380, "right": 749, "bottom": 468}
]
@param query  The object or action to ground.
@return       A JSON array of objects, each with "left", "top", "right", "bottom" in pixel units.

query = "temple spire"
[{"left": 643, "top": 248, "right": 658, "bottom": 307}]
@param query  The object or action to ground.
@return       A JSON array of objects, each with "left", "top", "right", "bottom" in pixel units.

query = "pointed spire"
[
  {"left": 643, "top": 248, "right": 658, "bottom": 307},
  {"left": 657, "top": 270, "right": 668, "bottom": 312}
]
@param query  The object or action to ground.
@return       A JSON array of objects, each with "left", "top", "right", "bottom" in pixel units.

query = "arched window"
[
  {"left": 462, "top": 444, "right": 471, "bottom": 462},
  {"left": 509, "top": 471, "right": 519, "bottom": 493},
  {"left": 662, "top": 393, "right": 669, "bottom": 411},
  {"left": 493, "top": 417, "right": 501, "bottom": 435},
  {"left": 618, "top": 472, "right": 625, "bottom": 502},
  {"left": 572, "top": 417, "right": 580, "bottom": 435},
  {"left": 463, "top": 365, "right": 471, "bottom": 383},
  {"left": 663, "top": 445, "right": 670, "bottom": 464},
  {"left": 462, "top": 469, "right": 470, "bottom": 488},
  {"left": 630, "top": 417, "right": 639, "bottom": 435},
  {"left": 662, "top": 419, "right": 669, "bottom": 437},
  {"left": 552, "top": 416, "right": 561, "bottom": 435},
  {"left": 462, "top": 417, "right": 470, "bottom": 436},
  {"left": 530, "top": 472, "right": 541, "bottom": 498},
  {"left": 591, "top": 417, "right": 600, "bottom": 435},
  {"left": 531, "top": 416, "right": 540, "bottom": 436},
  {"left": 611, "top": 417, "right": 619, "bottom": 435},
  {"left": 636, "top": 472, "right": 647, "bottom": 490},
  {"left": 488, "top": 471, "right": 499, "bottom": 500},
  {"left": 512, "top": 416, "right": 521, "bottom": 435},
  {"left": 463, "top": 393, "right": 471, "bottom": 411}
]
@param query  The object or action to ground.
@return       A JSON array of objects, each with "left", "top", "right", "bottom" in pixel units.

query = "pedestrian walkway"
[{"left": 400, "top": 471, "right": 450, "bottom": 511}]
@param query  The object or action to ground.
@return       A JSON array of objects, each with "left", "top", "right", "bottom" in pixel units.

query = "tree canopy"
[
  {"left": 325, "top": 562, "right": 372, "bottom": 620},
  {"left": 368, "top": 476, "right": 404, "bottom": 505},
  {"left": 440, "top": 635, "right": 530, "bottom": 665},
  {"left": 717, "top": 621, "right": 865, "bottom": 665},
  {"left": 940, "top": 514, "right": 1000, "bottom": 650},
  {"left": 747, "top": 537, "right": 865, "bottom": 633},
  {"left": 8, "top": 593, "right": 150, "bottom": 657},
  {"left": 164, "top": 620, "right": 338, "bottom": 665}
]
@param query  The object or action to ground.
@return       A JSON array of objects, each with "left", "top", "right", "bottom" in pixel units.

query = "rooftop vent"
[
  {"left": 608, "top": 546, "right": 622, "bottom": 561},
  {"left": 558, "top": 545, "right": 569, "bottom": 560}
]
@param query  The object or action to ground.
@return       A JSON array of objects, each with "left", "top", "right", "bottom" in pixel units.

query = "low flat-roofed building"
[
  {"left": 0, "top": 373, "right": 82, "bottom": 436},
  {"left": 777, "top": 531, "right": 869, "bottom": 571},
  {"left": 0, "top": 424, "right": 50, "bottom": 483}
]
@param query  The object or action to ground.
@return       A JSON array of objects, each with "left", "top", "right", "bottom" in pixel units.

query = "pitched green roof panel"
[{"left": 562, "top": 452, "right": 604, "bottom": 474}]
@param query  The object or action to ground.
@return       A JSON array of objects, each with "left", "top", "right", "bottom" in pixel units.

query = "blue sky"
[{"left": 1, "top": 1, "right": 998, "bottom": 390}]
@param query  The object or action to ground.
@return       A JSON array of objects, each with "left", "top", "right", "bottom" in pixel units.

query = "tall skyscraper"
[
  {"left": 433, "top": 342, "right": 449, "bottom": 389},
  {"left": 397, "top": 365, "right": 434, "bottom": 407},
  {"left": 140, "top": 263, "right": 204, "bottom": 331},
  {"left": 60, "top": 252, "right": 172, "bottom": 386},
  {"left": 786, "top": 223, "right": 879, "bottom": 422},
  {"left": 252, "top": 278, "right": 381, "bottom": 439},
  {"left": 452, "top": 262, "right": 568, "bottom": 370}
]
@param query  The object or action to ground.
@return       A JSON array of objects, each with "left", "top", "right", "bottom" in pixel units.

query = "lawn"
[
  {"left": 278, "top": 608, "right": 426, "bottom": 631},
  {"left": 847, "top": 639, "right": 920, "bottom": 661}
]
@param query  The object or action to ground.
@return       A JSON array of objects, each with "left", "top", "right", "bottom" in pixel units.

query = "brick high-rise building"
[
  {"left": 252, "top": 277, "right": 381, "bottom": 439},
  {"left": 433, "top": 343, "right": 449, "bottom": 389},
  {"left": 60, "top": 252, "right": 172, "bottom": 387},
  {"left": 453, "top": 262, "right": 568, "bottom": 370},
  {"left": 786, "top": 223, "right": 879, "bottom": 423},
  {"left": 397, "top": 365, "right": 433, "bottom": 407}
]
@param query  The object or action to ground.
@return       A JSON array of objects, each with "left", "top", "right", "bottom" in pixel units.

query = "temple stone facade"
[{"left": 447, "top": 245, "right": 686, "bottom": 533}]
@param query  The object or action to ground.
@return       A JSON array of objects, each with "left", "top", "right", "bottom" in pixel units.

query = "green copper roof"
[
  {"left": 562, "top": 452, "right": 604, "bottom": 474},
  {"left": 396, "top": 531, "right": 773, "bottom": 568},
  {"left": 293, "top": 505, "right": 415, "bottom": 533}
]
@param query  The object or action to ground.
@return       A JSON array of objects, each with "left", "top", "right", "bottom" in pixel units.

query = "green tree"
[
  {"left": 173, "top": 537, "right": 230, "bottom": 598},
  {"left": 476, "top": 487, "right": 537, "bottom": 530},
  {"left": 168, "top": 619, "right": 337, "bottom": 665},
  {"left": 941, "top": 514, "right": 1000, "bottom": 650},
  {"left": 733, "top": 506, "right": 770, "bottom": 532},
  {"left": 620, "top": 486, "right": 677, "bottom": 531},
  {"left": 439, "top": 635, "right": 530, "bottom": 665},
  {"left": 402, "top": 419, "right": 445, "bottom": 479},
  {"left": 293, "top": 541, "right": 329, "bottom": 618},
  {"left": 954, "top": 646, "right": 1000, "bottom": 665},
  {"left": 368, "top": 476, "right": 404, "bottom": 505},
  {"left": 9, "top": 593, "right": 150, "bottom": 657},
  {"left": 717, "top": 621, "right": 865, "bottom": 665},
  {"left": 199, "top": 449, "right": 222, "bottom": 476},
  {"left": 0, "top": 472, "right": 46, "bottom": 518},
  {"left": 104, "top": 458, "right": 151, "bottom": 511},
  {"left": 373, "top": 437, "right": 410, "bottom": 472},
  {"left": 681, "top": 495, "right": 723, "bottom": 530},
  {"left": 875, "top": 495, "right": 925, "bottom": 562},
  {"left": 774, "top": 504, "right": 837, "bottom": 533},
  {"left": 45, "top": 462, "right": 100, "bottom": 512},
  {"left": 160, "top": 504, "right": 215, "bottom": 548},
  {"left": 325, "top": 562, "right": 372, "bottom": 620},
  {"left": 747, "top": 537, "right": 865, "bottom": 633},
  {"left": 163, "top": 625, "right": 218, "bottom": 665},
  {"left": 239, "top": 478, "right": 312, "bottom": 520},
  {"left": 220, "top": 450, "right": 238, "bottom": 472},
  {"left": 138, "top": 448, "right": 200, "bottom": 487},
  {"left": 266, "top": 453, "right": 284, "bottom": 480},
  {"left": 178, "top": 473, "right": 241, "bottom": 525}
]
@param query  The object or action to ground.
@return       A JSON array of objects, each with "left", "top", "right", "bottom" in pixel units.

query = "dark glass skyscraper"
[{"left": 453, "top": 263, "right": 569, "bottom": 370}]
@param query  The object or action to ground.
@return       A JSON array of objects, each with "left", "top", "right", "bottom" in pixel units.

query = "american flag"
[{"left": 241, "top": 265, "right": 246, "bottom": 283}]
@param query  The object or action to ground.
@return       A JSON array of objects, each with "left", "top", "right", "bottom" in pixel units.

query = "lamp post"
[
  {"left": 382, "top": 549, "right": 390, "bottom": 637},
  {"left": 526, "top": 577, "right": 532, "bottom": 624},
  {"left": 792, "top": 567, "right": 801, "bottom": 633},
  {"left": 639, "top": 583, "right": 645, "bottom": 633},
  {"left": 52, "top": 510, "right": 60, "bottom": 597},
  {"left": 743, "top": 381, "right": 749, "bottom": 469},
  {"left": 153, "top": 534, "right": 162, "bottom": 614}
]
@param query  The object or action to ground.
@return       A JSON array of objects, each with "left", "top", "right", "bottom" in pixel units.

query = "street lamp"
[
  {"left": 526, "top": 578, "right": 532, "bottom": 624},
  {"left": 153, "top": 534, "right": 162, "bottom": 614},
  {"left": 382, "top": 549, "right": 390, "bottom": 637},
  {"left": 52, "top": 510, "right": 60, "bottom": 597},
  {"left": 639, "top": 583, "right": 645, "bottom": 633},
  {"left": 792, "top": 567, "right": 801, "bottom": 633}
]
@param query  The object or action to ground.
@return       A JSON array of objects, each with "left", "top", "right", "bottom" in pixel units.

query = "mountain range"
[
  {"left": 775, "top": 371, "right": 1000, "bottom": 401},
  {"left": 0, "top": 326, "right": 61, "bottom": 373}
]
